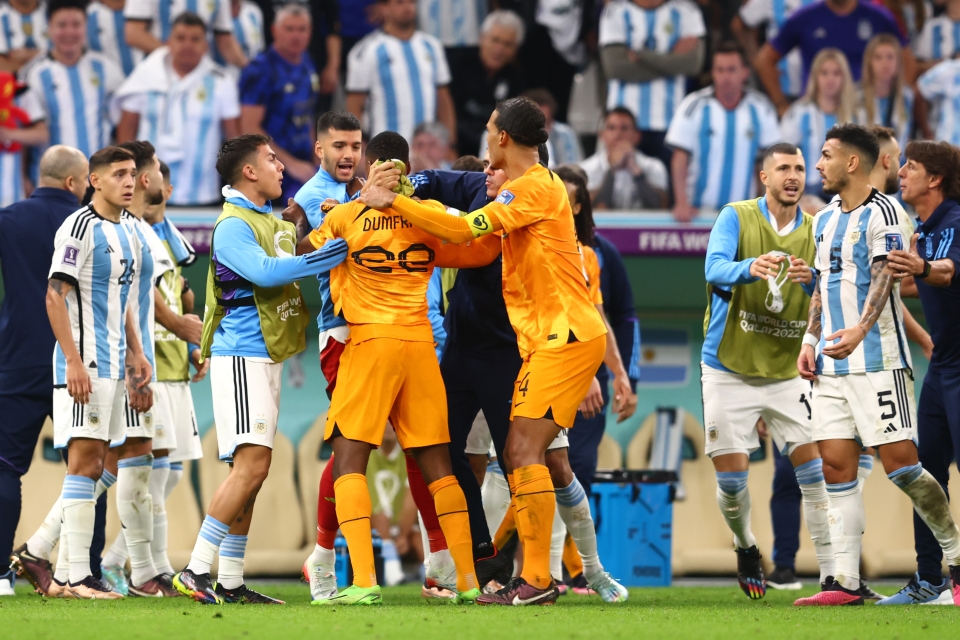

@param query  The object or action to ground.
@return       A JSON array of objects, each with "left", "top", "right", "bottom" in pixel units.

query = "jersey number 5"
[{"left": 351, "top": 243, "right": 436, "bottom": 273}]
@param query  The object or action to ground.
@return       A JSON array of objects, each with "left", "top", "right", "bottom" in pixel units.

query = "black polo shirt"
[{"left": 916, "top": 198, "right": 960, "bottom": 371}]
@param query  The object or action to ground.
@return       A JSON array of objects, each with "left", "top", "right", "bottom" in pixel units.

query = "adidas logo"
[
  {"left": 104, "top": 246, "right": 115, "bottom": 254},
  {"left": 883, "top": 423, "right": 897, "bottom": 434}
]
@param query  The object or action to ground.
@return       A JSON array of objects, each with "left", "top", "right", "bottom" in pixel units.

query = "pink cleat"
[
  {"left": 794, "top": 578, "right": 863, "bottom": 606},
  {"left": 950, "top": 565, "right": 960, "bottom": 606}
]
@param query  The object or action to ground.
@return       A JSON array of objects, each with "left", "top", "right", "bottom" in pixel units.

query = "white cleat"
[
  {"left": 66, "top": 576, "right": 124, "bottom": 600},
  {"left": 921, "top": 589, "right": 956, "bottom": 605},
  {"left": 302, "top": 559, "right": 337, "bottom": 601},
  {"left": 422, "top": 550, "right": 458, "bottom": 602},
  {"left": 586, "top": 571, "right": 629, "bottom": 603}
]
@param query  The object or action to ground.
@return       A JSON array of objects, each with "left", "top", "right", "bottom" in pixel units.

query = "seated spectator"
[
  {"left": 346, "top": 0, "right": 455, "bottom": 144},
  {"left": 449, "top": 9, "right": 525, "bottom": 156},
  {"left": 580, "top": 107, "right": 669, "bottom": 210},
  {"left": 124, "top": 0, "right": 248, "bottom": 68},
  {"left": 857, "top": 34, "right": 913, "bottom": 154},
  {"left": 410, "top": 121, "right": 453, "bottom": 173},
  {"left": 0, "top": 0, "right": 46, "bottom": 73},
  {"left": 917, "top": 57, "right": 960, "bottom": 145},
  {"left": 451, "top": 154, "right": 484, "bottom": 172},
  {"left": 114, "top": 12, "right": 240, "bottom": 205},
  {"left": 732, "top": 0, "right": 811, "bottom": 101},
  {"left": 599, "top": 0, "right": 706, "bottom": 170},
  {"left": 915, "top": 0, "right": 959, "bottom": 74},
  {"left": 86, "top": 0, "right": 144, "bottom": 77},
  {"left": 780, "top": 48, "right": 857, "bottom": 199},
  {"left": 666, "top": 42, "right": 780, "bottom": 222},
  {"left": 755, "top": 0, "right": 912, "bottom": 117},
  {"left": 239, "top": 3, "right": 317, "bottom": 203},
  {"left": 523, "top": 88, "right": 582, "bottom": 166}
]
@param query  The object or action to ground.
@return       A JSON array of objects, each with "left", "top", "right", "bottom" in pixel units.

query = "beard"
[
  {"left": 884, "top": 173, "right": 899, "bottom": 195},
  {"left": 821, "top": 173, "right": 847, "bottom": 196},
  {"left": 146, "top": 188, "right": 165, "bottom": 206}
]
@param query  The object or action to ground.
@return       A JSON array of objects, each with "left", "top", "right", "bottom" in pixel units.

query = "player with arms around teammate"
[
  {"left": 701, "top": 142, "right": 834, "bottom": 601},
  {"left": 361, "top": 98, "right": 624, "bottom": 606},
  {"left": 306, "top": 131, "right": 503, "bottom": 606},
  {"left": 795, "top": 124, "right": 960, "bottom": 606},
  {"left": 46, "top": 146, "right": 153, "bottom": 599},
  {"left": 173, "top": 134, "right": 348, "bottom": 605}
]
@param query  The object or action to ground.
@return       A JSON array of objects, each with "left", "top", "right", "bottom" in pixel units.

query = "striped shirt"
[
  {"left": 600, "top": 0, "right": 706, "bottom": 132},
  {"left": 346, "top": 29, "right": 451, "bottom": 142},
  {"left": 0, "top": 150, "right": 24, "bottom": 208},
  {"left": 0, "top": 1, "right": 46, "bottom": 55},
  {"left": 665, "top": 87, "right": 780, "bottom": 211},
  {"left": 738, "top": 0, "right": 817, "bottom": 98},
  {"left": 87, "top": 1, "right": 143, "bottom": 76},
  {"left": 917, "top": 59, "right": 960, "bottom": 145},
  {"left": 232, "top": 0, "right": 263, "bottom": 60},
  {"left": 779, "top": 99, "right": 844, "bottom": 191},
  {"left": 20, "top": 51, "right": 124, "bottom": 158},
  {"left": 418, "top": 0, "right": 486, "bottom": 47},
  {"left": 124, "top": 213, "right": 174, "bottom": 381},
  {"left": 124, "top": 0, "right": 233, "bottom": 42},
  {"left": 812, "top": 189, "right": 913, "bottom": 375},
  {"left": 855, "top": 86, "right": 915, "bottom": 155},
  {"left": 915, "top": 15, "right": 960, "bottom": 61},
  {"left": 48, "top": 205, "right": 143, "bottom": 382}
]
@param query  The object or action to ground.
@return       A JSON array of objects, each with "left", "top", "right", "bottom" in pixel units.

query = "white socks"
[
  {"left": 309, "top": 543, "right": 336, "bottom": 572},
  {"left": 857, "top": 453, "right": 874, "bottom": 490},
  {"left": 826, "top": 480, "right": 863, "bottom": 591},
  {"left": 187, "top": 515, "right": 229, "bottom": 576},
  {"left": 217, "top": 534, "right": 247, "bottom": 590},
  {"left": 794, "top": 459, "right": 835, "bottom": 582},
  {"left": 716, "top": 471, "right": 756, "bottom": 550},
  {"left": 102, "top": 530, "right": 129, "bottom": 568},
  {"left": 555, "top": 477, "right": 602, "bottom": 578},
  {"left": 149, "top": 457, "right": 171, "bottom": 575},
  {"left": 31, "top": 470, "right": 116, "bottom": 562},
  {"left": 117, "top": 454, "right": 157, "bottom": 586},
  {"left": 481, "top": 465, "right": 511, "bottom": 542},
  {"left": 381, "top": 539, "right": 404, "bottom": 586},
  {"left": 889, "top": 464, "right": 960, "bottom": 566},
  {"left": 550, "top": 505, "right": 566, "bottom": 581},
  {"left": 62, "top": 475, "right": 96, "bottom": 585},
  {"left": 154, "top": 461, "right": 184, "bottom": 575}
]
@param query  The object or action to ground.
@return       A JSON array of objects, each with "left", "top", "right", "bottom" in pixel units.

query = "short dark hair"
[
  {"left": 713, "top": 40, "right": 748, "bottom": 66},
  {"left": 603, "top": 106, "right": 638, "bottom": 130},
  {"left": 493, "top": 97, "right": 549, "bottom": 148},
  {"left": 554, "top": 164, "right": 594, "bottom": 245},
  {"left": 316, "top": 110, "right": 362, "bottom": 138},
  {"left": 451, "top": 155, "right": 484, "bottom": 172},
  {"left": 118, "top": 140, "right": 157, "bottom": 173},
  {"left": 366, "top": 131, "right": 410, "bottom": 169},
  {"left": 825, "top": 123, "right": 880, "bottom": 171},
  {"left": 89, "top": 146, "right": 135, "bottom": 173},
  {"left": 521, "top": 88, "right": 558, "bottom": 115},
  {"left": 171, "top": 11, "right": 207, "bottom": 32},
  {"left": 159, "top": 160, "right": 171, "bottom": 183},
  {"left": 762, "top": 142, "right": 801, "bottom": 165},
  {"left": 538, "top": 143, "right": 549, "bottom": 167},
  {"left": 869, "top": 125, "right": 898, "bottom": 145},
  {"left": 216, "top": 134, "right": 272, "bottom": 184},
  {"left": 905, "top": 141, "right": 960, "bottom": 202},
  {"left": 47, "top": 0, "right": 88, "bottom": 21}
]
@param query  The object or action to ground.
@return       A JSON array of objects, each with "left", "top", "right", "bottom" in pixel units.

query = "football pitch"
[{"left": 3, "top": 582, "right": 958, "bottom": 639}]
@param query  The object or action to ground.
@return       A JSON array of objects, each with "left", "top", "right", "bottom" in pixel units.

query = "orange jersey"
[
  {"left": 477, "top": 163, "right": 606, "bottom": 356},
  {"left": 308, "top": 200, "right": 501, "bottom": 343},
  {"left": 580, "top": 243, "right": 603, "bottom": 306}
]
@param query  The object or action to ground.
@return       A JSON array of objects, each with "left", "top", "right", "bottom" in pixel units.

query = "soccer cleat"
[
  {"left": 556, "top": 583, "right": 568, "bottom": 595},
  {"left": 66, "top": 576, "right": 124, "bottom": 599},
  {"left": 421, "top": 581, "right": 458, "bottom": 602},
  {"left": 214, "top": 583, "right": 285, "bottom": 604},
  {"left": 101, "top": 563, "right": 130, "bottom": 597},
  {"left": 735, "top": 546, "right": 766, "bottom": 600},
  {"left": 302, "top": 558, "right": 337, "bottom": 601},
  {"left": 475, "top": 577, "right": 559, "bottom": 606},
  {"left": 859, "top": 579, "right": 883, "bottom": 601},
  {"left": 586, "top": 571, "right": 630, "bottom": 603},
  {"left": 950, "top": 565, "right": 960, "bottom": 606},
  {"left": 0, "top": 570, "right": 15, "bottom": 596},
  {"left": 172, "top": 569, "right": 221, "bottom": 605},
  {"left": 9, "top": 544, "right": 53, "bottom": 596},
  {"left": 876, "top": 573, "right": 948, "bottom": 605},
  {"left": 475, "top": 543, "right": 511, "bottom": 592},
  {"left": 568, "top": 573, "right": 595, "bottom": 596},
  {"left": 46, "top": 578, "right": 69, "bottom": 598},
  {"left": 794, "top": 577, "right": 864, "bottom": 606},
  {"left": 766, "top": 565, "right": 802, "bottom": 590},
  {"left": 312, "top": 584, "right": 382, "bottom": 606},
  {"left": 129, "top": 575, "right": 179, "bottom": 597}
]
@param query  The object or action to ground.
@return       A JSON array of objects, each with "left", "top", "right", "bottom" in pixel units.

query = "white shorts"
[
  {"left": 154, "top": 381, "right": 203, "bottom": 462},
  {"left": 701, "top": 363, "right": 813, "bottom": 458},
  {"left": 211, "top": 356, "right": 282, "bottom": 461},
  {"left": 318, "top": 326, "right": 349, "bottom": 352},
  {"left": 812, "top": 369, "right": 917, "bottom": 448},
  {"left": 53, "top": 378, "right": 126, "bottom": 449},
  {"left": 463, "top": 411, "right": 568, "bottom": 456},
  {"left": 110, "top": 387, "right": 156, "bottom": 447}
]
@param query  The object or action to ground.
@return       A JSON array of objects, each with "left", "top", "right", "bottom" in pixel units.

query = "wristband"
[
  {"left": 918, "top": 259, "right": 932, "bottom": 279},
  {"left": 802, "top": 333, "right": 819, "bottom": 348},
  {"left": 181, "top": 277, "right": 190, "bottom": 293}
]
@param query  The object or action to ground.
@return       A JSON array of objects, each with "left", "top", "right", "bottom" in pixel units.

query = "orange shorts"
[
  {"left": 325, "top": 337, "right": 449, "bottom": 449},
  {"left": 510, "top": 334, "right": 606, "bottom": 429}
]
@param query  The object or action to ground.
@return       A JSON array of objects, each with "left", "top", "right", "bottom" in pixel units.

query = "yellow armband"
[{"left": 463, "top": 210, "right": 495, "bottom": 238}]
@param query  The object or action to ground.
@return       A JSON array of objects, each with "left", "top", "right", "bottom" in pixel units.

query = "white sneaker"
[
  {"left": 422, "top": 550, "right": 458, "bottom": 601},
  {"left": 586, "top": 571, "right": 630, "bottom": 603},
  {"left": 302, "top": 557, "right": 337, "bottom": 601},
  {"left": 921, "top": 589, "right": 956, "bottom": 605},
  {"left": 0, "top": 572, "right": 15, "bottom": 596}
]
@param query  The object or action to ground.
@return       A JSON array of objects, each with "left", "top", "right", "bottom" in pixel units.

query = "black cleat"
[
  {"left": 767, "top": 565, "right": 802, "bottom": 590},
  {"left": 173, "top": 569, "right": 221, "bottom": 604},
  {"left": 475, "top": 543, "right": 512, "bottom": 592},
  {"left": 735, "top": 545, "right": 766, "bottom": 600},
  {"left": 214, "top": 583, "right": 285, "bottom": 604},
  {"left": 858, "top": 579, "right": 883, "bottom": 601}
]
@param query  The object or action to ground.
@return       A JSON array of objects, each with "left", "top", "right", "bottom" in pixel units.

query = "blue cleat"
[{"left": 876, "top": 573, "right": 948, "bottom": 605}]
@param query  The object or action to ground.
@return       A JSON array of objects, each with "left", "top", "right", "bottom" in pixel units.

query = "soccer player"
[
  {"left": 305, "top": 131, "right": 503, "bottom": 606},
  {"left": 877, "top": 141, "right": 960, "bottom": 605},
  {"left": 360, "top": 97, "right": 623, "bottom": 606},
  {"left": 700, "top": 142, "right": 834, "bottom": 601},
  {"left": 795, "top": 124, "right": 960, "bottom": 606},
  {"left": 172, "top": 134, "right": 348, "bottom": 605},
  {"left": 45, "top": 145, "right": 152, "bottom": 599}
]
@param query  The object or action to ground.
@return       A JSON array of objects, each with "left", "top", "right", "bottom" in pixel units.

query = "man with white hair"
[{"left": 410, "top": 121, "right": 452, "bottom": 172}]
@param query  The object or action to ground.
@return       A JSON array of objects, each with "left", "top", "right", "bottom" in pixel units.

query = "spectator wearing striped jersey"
[
  {"left": 229, "top": 0, "right": 264, "bottom": 62},
  {"left": 86, "top": 1, "right": 143, "bottom": 77},
  {"left": 0, "top": 0, "right": 47, "bottom": 73},
  {"left": 914, "top": 0, "right": 959, "bottom": 75},
  {"left": 856, "top": 34, "right": 914, "bottom": 152},
  {"left": 523, "top": 88, "right": 581, "bottom": 166},
  {"left": 917, "top": 56, "right": 960, "bottom": 146}
]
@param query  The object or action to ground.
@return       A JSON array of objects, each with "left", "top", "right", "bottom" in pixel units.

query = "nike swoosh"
[
  {"left": 512, "top": 591, "right": 551, "bottom": 605},
  {"left": 515, "top": 402, "right": 525, "bottom": 407}
]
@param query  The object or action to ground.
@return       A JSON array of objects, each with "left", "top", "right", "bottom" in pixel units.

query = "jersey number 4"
[{"left": 351, "top": 243, "right": 436, "bottom": 273}]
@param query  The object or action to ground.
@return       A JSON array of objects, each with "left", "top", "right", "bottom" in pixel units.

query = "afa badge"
[
  {"left": 885, "top": 234, "right": 903, "bottom": 251},
  {"left": 495, "top": 189, "right": 515, "bottom": 205},
  {"left": 254, "top": 419, "right": 267, "bottom": 435}
]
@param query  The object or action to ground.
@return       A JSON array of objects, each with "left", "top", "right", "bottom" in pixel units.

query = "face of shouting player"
[
  {"left": 762, "top": 151, "right": 805, "bottom": 207},
  {"left": 316, "top": 128, "right": 363, "bottom": 183},
  {"left": 482, "top": 150, "right": 507, "bottom": 199}
]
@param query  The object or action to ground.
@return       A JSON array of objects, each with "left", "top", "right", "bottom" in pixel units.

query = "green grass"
[{"left": 2, "top": 582, "right": 958, "bottom": 639}]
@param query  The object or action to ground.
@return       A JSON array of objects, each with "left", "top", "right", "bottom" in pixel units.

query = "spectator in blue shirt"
[
  {"left": 239, "top": 3, "right": 319, "bottom": 203},
  {"left": 755, "top": 0, "right": 912, "bottom": 117}
]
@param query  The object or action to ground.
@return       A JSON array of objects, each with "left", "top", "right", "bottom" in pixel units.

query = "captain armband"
[{"left": 463, "top": 211, "right": 494, "bottom": 238}]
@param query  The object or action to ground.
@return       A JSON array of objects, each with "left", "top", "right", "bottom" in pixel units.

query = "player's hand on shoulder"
[
  {"left": 750, "top": 253, "right": 783, "bottom": 280},
  {"left": 787, "top": 255, "right": 813, "bottom": 284},
  {"left": 797, "top": 344, "right": 817, "bottom": 381},
  {"left": 887, "top": 233, "right": 924, "bottom": 279}
]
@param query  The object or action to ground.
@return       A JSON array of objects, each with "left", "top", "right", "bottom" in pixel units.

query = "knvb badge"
[
  {"left": 495, "top": 190, "right": 515, "bottom": 205},
  {"left": 62, "top": 245, "right": 79, "bottom": 267}
]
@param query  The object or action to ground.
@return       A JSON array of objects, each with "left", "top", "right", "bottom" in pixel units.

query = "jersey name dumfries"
[
  {"left": 276, "top": 297, "right": 301, "bottom": 322},
  {"left": 362, "top": 214, "right": 413, "bottom": 232}
]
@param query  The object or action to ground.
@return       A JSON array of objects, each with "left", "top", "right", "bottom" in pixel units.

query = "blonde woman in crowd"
[{"left": 858, "top": 34, "right": 915, "bottom": 154}]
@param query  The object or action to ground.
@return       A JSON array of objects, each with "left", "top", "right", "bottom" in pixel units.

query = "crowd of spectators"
[{"left": 2, "top": 0, "right": 960, "bottom": 220}]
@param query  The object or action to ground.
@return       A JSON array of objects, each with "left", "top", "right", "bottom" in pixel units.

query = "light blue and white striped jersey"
[
  {"left": 855, "top": 86, "right": 915, "bottom": 155},
  {"left": 738, "top": 0, "right": 817, "bottom": 98},
  {"left": 0, "top": 1, "right": 47, "bottom": 55},
  {"left": 124, "top": 0, "right": 233, "bottom": 43},
  {"left": 20, "top": 51, "right": 124, "bottom": 158},
  {"left": 915, "top": 15, "right": 960, "bottom": 61},
  {"left": 917, "top": 59, "right": 960, "bottom": 145},
  {"left": 665, "top": 87, "right": 780, "bottom": 211},
  {"left": 87, "top": 1, "right": 143, "bottom": 77},
  {"left": 779, "top": 99, "right": 844, "bottom": 191},
  {"left": 0, "top": 150, "right": 24, "bottom": 208},
  {"left": 418, "top": 0, "right": 486, "bottom": 48},
  {"left": 600, "top": 0, "right": 705, "bottom": 132},
  {"left": 346, "top": 29, "right": 451, "bottom": 142},
  {"left": 123, "top": 213, "right": 174, "bottom": 381},
  {"left": 49, "top": 205, "right": 144, "bottom": 382},
  {"left": 812, "top": 190, "right": 913, "bottom": 375},
  {"left": 232, "top": 0, "right": 263, "bottom": 60}
]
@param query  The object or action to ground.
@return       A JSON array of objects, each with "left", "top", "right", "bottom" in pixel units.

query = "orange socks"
[
  {"left": 563, "top": 534, "right": 584, "bottom": 579},
  {"left": 493, "top": 473, "right": 518, "bottom": 550},
  {"left": 514, "top": 464, "right": 556, "bottom": 590},
  {"left": 333, "top": 473, "right": 376, "bottom": 588},
  {"left": 428, "top": 475, "right": 478, "bottom": 592}
]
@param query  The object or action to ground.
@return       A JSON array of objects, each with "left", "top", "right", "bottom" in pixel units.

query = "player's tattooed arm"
[
  {"left": 858, "top": 258, "right": 896, "bottom": 335},
  {"left": 805, "top": 272, "right": 822, "bottom": 340}
]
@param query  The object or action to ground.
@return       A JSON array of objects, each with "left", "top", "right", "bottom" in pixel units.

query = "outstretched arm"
[{"left": 359, "top": 186, "right": 503, "bottom": 244}]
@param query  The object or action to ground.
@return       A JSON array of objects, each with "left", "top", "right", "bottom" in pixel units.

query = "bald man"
[{"left": 0, "top": 145, "right": 88, "bottom": 596}]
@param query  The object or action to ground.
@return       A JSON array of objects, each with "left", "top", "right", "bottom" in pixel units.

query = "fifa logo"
[{"left": 764, "top": 251, "right": 790, "bottom": 313}]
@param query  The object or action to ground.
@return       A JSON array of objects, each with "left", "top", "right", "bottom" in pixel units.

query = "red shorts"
[{"left": 320, "top": 335, "right": 346, "bottom": 396}]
